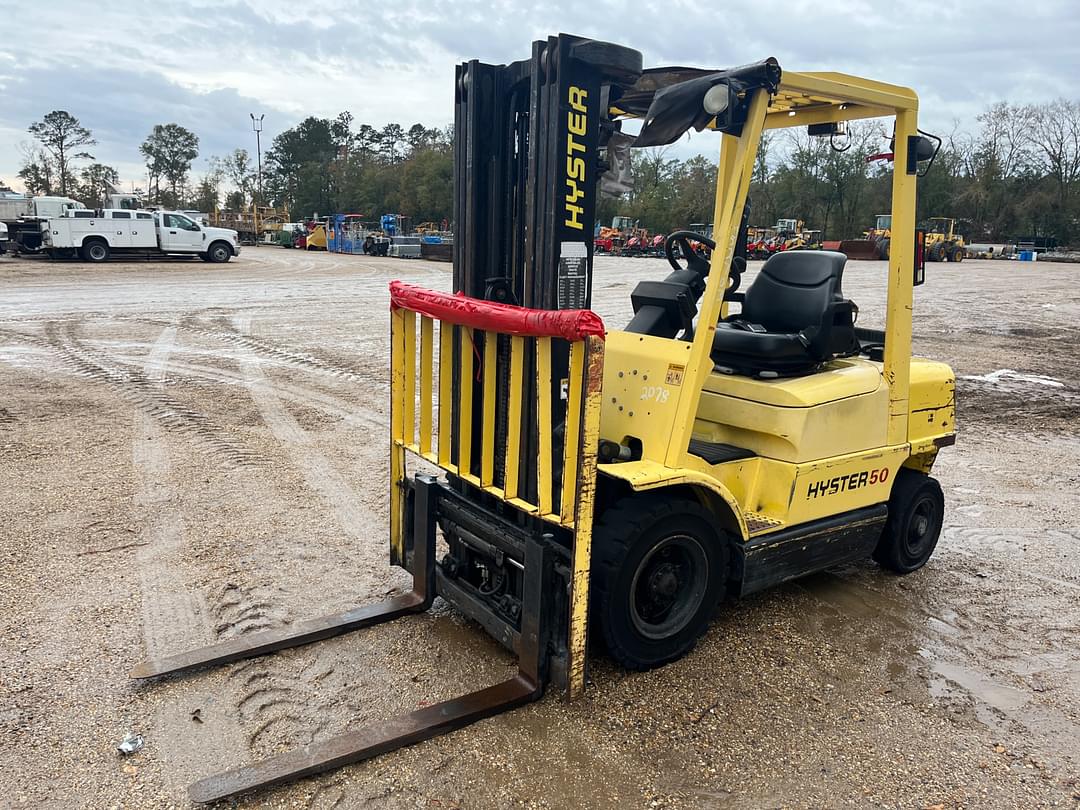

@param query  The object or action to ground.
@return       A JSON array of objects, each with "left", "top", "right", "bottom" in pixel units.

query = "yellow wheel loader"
[
  {"left": 131, "top": 35, "right": 955, "bottom": 802},
  {"left": 840, "top": 213, "right": 892, "bottom": 260},
  {"left": 923, "top": 217, "right": 966, "bottom": 262}
]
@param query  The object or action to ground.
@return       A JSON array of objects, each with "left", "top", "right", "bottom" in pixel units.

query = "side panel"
[
  {"left": 130, "top": 219, "right": 158, "bottom": 249},
  {"left": 44, "top": 219, "right": 73, "bottom": 247},
  {"left": 694, "top": 385, "right": 889, "bottom": 463},
  {"left": 759, "top": 445, "right": 906, "bottom": 527},
  {"left": 106, "top": 217, "right": 131, "bottom": 248},
  {"left": 907, "top": 358, "right": 956, "bottom": 446},
  {"left": 599, "top": 330, "right": 695, "bottom": 462},
  {"left": 600, "top": 443, "right": 909, "bottom": 537}
]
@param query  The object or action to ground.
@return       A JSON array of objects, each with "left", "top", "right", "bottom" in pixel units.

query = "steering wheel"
[
  {"left": 663, "top": 229, "right": 745, "bottom": 299},
  {"left": 665, "top": 230, "right": 715, "bottom": 274}
]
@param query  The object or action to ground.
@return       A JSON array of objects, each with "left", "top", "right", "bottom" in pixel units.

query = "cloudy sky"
[{"left": 2, "top": 0, "right": 1077, "bottom": 193}]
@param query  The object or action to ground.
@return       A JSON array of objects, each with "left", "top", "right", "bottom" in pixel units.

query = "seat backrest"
[{"left": 741, "top": 250, "right": 847, "bottom": 333}]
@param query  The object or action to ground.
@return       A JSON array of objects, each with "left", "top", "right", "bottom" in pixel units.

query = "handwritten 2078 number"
[{"left": 640, "top": 385, "right": 670, "bottom": 403}]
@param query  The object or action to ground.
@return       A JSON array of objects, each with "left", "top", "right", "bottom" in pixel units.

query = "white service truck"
[
  {"left": 0, "top": 192, "right": 86, "bottom": 253},
  {"left": 42, "top": 209, "right": 240, "bottom": 263}
]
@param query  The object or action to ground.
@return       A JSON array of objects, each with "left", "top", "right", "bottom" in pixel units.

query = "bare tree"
[
  {"left": 223, "top": 149, "right": 255, "bottom": 207},
  {"left": 1026, "top": 99, "right": 1080, "bottom": 207},
  {"left": 16, "top": 143, "right": 55, "bottom": 196}
]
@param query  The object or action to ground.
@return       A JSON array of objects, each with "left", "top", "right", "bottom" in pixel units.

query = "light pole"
[{"left": 250, "top": 113, "right": 264, "bottom": 241}]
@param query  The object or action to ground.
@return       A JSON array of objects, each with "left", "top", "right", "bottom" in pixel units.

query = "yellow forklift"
[{"left": 132, "top": 36, "right": 956, "bottom": 802}]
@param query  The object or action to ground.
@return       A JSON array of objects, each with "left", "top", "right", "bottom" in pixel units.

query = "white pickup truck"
[{"left": 42, "top": 209, "right": 241, "bottom": 263}]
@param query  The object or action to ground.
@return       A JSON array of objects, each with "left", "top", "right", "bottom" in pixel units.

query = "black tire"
[
  {"left": 879, "top": 238, "right": 891, "bottom": 260},
  {"left": 950, "top": 246, "right": 964, "bottom": 263},
  {"left": 592, "top": 496, "right": 728, "bottom": 671},
  {"left": 206, "top": 241, "right": 232, "bottom": 263},
  {"left": 874, "top": 470, "right": 944, "bottom": 574},
  {"left": 928, "top": 243, "right": 945, "bottom": 262},
  {"left": 81, "top": 239, "right": 110, "bottom": 263}
]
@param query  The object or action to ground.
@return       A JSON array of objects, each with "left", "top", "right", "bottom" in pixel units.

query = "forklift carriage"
[{"left": 132, "top": 34, "right": 956, "bottom": 803}]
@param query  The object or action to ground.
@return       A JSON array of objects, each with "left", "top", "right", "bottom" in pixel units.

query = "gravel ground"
[{"left": 0, "top": 248, "right": 1077, "bottom": 809}]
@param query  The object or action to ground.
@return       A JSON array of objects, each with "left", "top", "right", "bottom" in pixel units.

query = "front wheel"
[
  {"left": 206, "top": 241, "right": 232, "bottom": 263},
  {"left": 950, "top": 246, "right": 964, "bottom": 262},
  {"left": 592, "top": 497, "right": 728, "bottom": 671},
  {"left": 874, "top": 470, "right": 944, "bottom": 574}
]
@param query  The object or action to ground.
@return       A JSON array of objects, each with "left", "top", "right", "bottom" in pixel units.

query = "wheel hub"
[
  {"left": 648, "top": 564, "right": 680, "bottom": 601},
  {"left": 629, "top": 534, "right": 709, "bottom": 640}
]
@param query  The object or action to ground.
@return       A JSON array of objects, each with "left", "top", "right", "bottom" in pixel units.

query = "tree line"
[
  {"left": 12, "top": 110, "right": 453, "bottom": 227},
  {"left": 11, "top": 98, "right": 1080, "bottom": 245},
  {"left": 601, "top": 98, "right": 1080, "bottom": 246}
]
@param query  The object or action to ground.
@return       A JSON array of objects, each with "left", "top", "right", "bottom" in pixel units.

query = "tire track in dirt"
[
  {"left": 113, "top": 353, "right": 382, "bottom": 430},
  {"left": 2, "top": 322, "right": 265, "bottom": 468},
  {"left": 134, "top": 326, "right": 209, "bottom": 658},
  {"left": 234, "top": 315, "right": 388, "bottom": 570},
  {"left": 160, "top": 313, "right": 376, "bottom": 386},
  {"left": 132, "top": 325, "right": 248, "bottom": 797},
  {"left": 200, "top": 313, "right": 395, "bottom": 799},
  {"left": 209, "top": 580, "right": 292, "bottom": 639},
  {"left": 11, "top": 309, "right": 391, "bottom": 400}
]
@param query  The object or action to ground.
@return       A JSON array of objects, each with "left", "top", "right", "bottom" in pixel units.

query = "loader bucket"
[{"left": 839, "top": 239, "right": 882, "bottom": 260}]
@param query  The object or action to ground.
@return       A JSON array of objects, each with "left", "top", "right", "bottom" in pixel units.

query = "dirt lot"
[{"left": 1, "top": 248, "right": 1078, "bottom": 809}]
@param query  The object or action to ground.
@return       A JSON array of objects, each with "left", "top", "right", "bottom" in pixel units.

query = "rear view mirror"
[
  {"left": 912, "top": 136, "right": 937, "bottom": 161},
  {"left": 807, "top": 121, "right": 847, "bottom": 137},
  {"left": 906, "top": 131, "right": 941, "bottom": 176}
]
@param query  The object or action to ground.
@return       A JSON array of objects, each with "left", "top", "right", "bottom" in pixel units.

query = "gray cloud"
[{"left": 3, "top": 0, "right": 1077, "bottom": 189}]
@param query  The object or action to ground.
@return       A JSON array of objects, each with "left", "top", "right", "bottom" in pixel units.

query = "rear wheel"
[
  {"left": 81, "top": 240, "right": 110, "bottom": 263},
  {"left": 592, "top": 497, "right": 728, "bottom": 670},
  {"left": 874, "top": 470, "right": 944, "bottom": 574},
  {"left": 879, "top": 238, "right": 891, "bottom": 260}
]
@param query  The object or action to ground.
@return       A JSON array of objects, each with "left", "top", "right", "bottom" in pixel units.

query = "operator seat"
[{"left": 712, "top": 250, "right": 860, "bottom": 377}]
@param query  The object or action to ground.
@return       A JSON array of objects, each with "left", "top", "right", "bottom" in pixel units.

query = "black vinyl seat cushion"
[{"left": 712, "top": 250, "right": 859, "bottom": 377}]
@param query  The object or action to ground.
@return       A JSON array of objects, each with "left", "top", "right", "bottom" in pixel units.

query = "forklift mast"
[
  {"left": 453, "top": 34, "right": 641, "bottom": 308},
  {"left": 452, "top": 34, "right": 642, "bottom": 503}
]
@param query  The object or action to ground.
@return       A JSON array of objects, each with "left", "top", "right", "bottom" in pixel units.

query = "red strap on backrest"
[{"left": 389, "top": 281, "right": 605, "bottom": 341}]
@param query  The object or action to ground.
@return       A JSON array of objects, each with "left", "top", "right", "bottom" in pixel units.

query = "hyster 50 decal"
[
  {"left": 564, "top": 86, "right": 588, "bottom": 230},
  {"left": 806, "top": 467, "right": 890, "bottom": 499}
]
